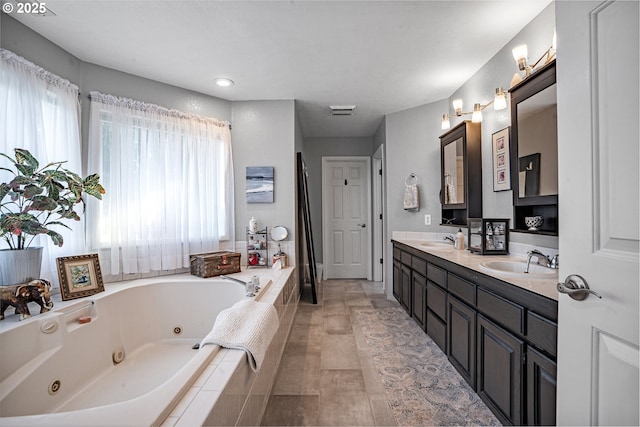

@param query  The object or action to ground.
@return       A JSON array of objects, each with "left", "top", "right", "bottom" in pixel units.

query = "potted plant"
[{"left": 0, "top": 148, "right": 105, "bottom": 286}]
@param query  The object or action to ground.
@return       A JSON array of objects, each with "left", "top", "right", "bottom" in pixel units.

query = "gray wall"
[
  {"left": 232, "top": 100, "right": 296, "bottom": 243},
  {"left": 382, "top": 3, "right": 558, "bottom": 295},
  {"left": 303, "top": 137, "right": 374, "bottom": 262}
]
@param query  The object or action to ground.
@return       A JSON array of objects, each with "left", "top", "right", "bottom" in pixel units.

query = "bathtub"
[{"left": 0, "top": 273, "right": 279, "bottom": 426}]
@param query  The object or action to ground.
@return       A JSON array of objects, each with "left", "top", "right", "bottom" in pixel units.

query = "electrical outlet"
[{"left": 424, "top": 214, "right": 431, "bottom": 225}]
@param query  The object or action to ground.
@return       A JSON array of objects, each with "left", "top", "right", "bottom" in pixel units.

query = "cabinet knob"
[{"left": 557, "top": 274, "right": 602, "bottom": 301}]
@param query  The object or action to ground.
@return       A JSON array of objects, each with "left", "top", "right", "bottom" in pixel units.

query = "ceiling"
[{"left": 8, "top": 0, "right": 552, "bottom": 138}]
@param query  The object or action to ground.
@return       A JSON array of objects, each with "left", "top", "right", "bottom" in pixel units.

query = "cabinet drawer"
[
  {"left": 427, "top": 264, "right": 447, "bottom": 288},
  {"left": 412, "top": 256, "right": 427, "bottom": 276},
  {"left": 527, "top": 312, "right": 557, "bottom": 357},
  {"left": 477, "top": 288, "right": 524, "bottom": 334},
  {"left": 393, "top": 247, "right": 401, "bottom": 260},
  {"left": 427, "top": 310, "right": 446, "bottom": 353},
  {"left": 427, "top": 281, "right": 447, "bottom": 321},
  {"left": 448, "top": 274, "right": 476, "bottom": 306},
  {"left": 401, "top": 251, "right": 412, "bottom": 266}
]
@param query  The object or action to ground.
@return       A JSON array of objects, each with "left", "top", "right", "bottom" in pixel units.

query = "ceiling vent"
[{"left": 330, "top": 105, "right": 356, "bottom": 116}]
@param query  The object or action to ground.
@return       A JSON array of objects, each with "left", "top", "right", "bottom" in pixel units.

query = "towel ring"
[{"left": 405, "top": 173, "right": 419, "bottom": 186}]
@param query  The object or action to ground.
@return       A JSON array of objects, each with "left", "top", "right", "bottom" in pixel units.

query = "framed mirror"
[
  {"left": 440, "top": 121, "right": 482, "bottom": 227},
  {"left": 510, "top": 60, "right": 558, "bottom": 234}
]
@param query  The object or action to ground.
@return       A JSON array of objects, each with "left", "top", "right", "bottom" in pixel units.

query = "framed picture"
[
  {"left": 246, "top": 166, "right": 274, "bottom": 203},
  {"left": 57, "top": 254, "right": 105, "bottom": 301},
  {"left": 492, "top": 127, "right": 511, "bottom": 191}
]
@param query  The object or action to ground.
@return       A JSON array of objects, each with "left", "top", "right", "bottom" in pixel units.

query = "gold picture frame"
[{"left": 56, "top": 254, "right": 105, "bottom": 301}]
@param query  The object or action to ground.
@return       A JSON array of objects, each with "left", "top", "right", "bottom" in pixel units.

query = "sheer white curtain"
[
  {"left": 0, "top": 48, "right": 84, "bottom": 285},
  {"left": 87, "top": 92, "right": 234, "bottom": 276}
]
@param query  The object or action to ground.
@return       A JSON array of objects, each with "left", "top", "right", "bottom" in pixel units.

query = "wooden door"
[{"left": 556, "top": 2, "right": 639, "bottom": 425}]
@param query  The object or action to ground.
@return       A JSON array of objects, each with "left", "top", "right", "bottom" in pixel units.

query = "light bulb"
[
  {"left": 452, "top": 99, "right": 463, "bottom": 116},
  {"left": 471, "top": 103, "right": 482, "bottom": 123},
  {"left": 493, "top": 88, "right": 507, "bottom": 111},
  {"left": 441, "top": 114, "right": 451, "bottom": 130},
  {"left": 512, "top": 44, "right": 528, "bottom": 70},
  {"left": 214, "top": 78, "right": 234, "bottom": 87}
]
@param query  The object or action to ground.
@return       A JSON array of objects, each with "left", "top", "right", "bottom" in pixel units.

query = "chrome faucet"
[
  {"left": 525, "top": 249, "right": 559, "bottom": 273},
  {"left": 443, "top": 235, "right": 455, "bottom": 245}
]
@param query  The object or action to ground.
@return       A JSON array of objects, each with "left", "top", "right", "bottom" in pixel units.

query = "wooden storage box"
[{"left": 190, "top": 251, "right": 241, "bottom": 278}]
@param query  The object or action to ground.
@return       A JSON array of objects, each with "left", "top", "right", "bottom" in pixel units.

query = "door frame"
[
  {"left": 321, "top": 156, "right": 372, "bottom": 280},
  {"left": 372, "top": 145, "right": 385, "bottom": 286}
]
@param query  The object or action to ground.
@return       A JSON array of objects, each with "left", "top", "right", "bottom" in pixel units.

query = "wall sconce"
[
  {"left": 511, "top": 29, "right": 557, "bottom": 86},
  {"left": 441, "top": 89, "right": 507, "bottom": 130}
]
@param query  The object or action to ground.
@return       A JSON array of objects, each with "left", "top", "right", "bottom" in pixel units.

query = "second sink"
[{"left": 479, "top": 260, "right": 558, "bottom": 279}]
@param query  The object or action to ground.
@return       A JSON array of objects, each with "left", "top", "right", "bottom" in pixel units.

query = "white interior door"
[
  {"left": 322, "top": 157, "right": 371, "bottom": 279},
  {"left": 556, "top": 1, "right": 639, "bottom": 425}
]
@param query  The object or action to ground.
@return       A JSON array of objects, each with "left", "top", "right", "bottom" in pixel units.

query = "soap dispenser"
[
  {"left": 249, "top": 217, "right": 258, "bottom": 234},
  {"left": 455, "top": 228, "right": 465, "bottom": 250}
]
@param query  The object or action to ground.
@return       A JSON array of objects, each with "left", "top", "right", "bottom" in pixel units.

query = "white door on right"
[{"left": 556, "top": 1, "right": 639, "bottom": 425}]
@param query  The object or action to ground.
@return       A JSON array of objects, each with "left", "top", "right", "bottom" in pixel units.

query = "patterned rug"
[{"left": 354, "top": 307, "right": 501, "bottom": 426}]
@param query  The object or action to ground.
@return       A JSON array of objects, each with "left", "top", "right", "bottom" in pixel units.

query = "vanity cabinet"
[
  {"left": 510, "top": 60, "right": 558, "bottom": 235},
  {"left": 440, "top": 121, "right": 482, "bottom": 227},
  {"left": 392, "top": 240, "right": 558, "bottom": 426}
]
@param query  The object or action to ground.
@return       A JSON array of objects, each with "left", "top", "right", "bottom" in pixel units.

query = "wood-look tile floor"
[{"left": 261, "top": 279, "right": 499, "bottom": 426}]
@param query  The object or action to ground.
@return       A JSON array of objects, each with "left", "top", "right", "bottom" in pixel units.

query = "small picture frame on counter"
[{"left": 468, "top": 218, "right": 509, "bottom": 255}]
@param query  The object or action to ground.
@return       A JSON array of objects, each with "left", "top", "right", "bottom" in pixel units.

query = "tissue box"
[{"left": 190, "top": 251, "right": 241, "bottom": 278}]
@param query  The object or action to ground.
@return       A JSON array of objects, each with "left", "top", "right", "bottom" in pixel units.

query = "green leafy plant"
[{"left": 0, "top": 148, "right": 105, "bottom": 250}]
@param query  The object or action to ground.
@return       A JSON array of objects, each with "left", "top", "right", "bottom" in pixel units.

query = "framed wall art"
[
  {"left": 492, "top": 127, "right": 511, "bottom": 192},
  {"left": 246, "top": 166, "right": 274, "bottom": 203},
  {"left": 56, "top": 253, "right": 105, "bottom": 301}
]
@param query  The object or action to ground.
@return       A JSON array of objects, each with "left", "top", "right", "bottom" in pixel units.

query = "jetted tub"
[{"left": 0, "top": 274, "right": 268, "bottom": 426}]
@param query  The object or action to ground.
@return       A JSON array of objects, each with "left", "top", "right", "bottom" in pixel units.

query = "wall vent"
[{"left": 330, "top": 105, "right": 356, "bottom": 116}]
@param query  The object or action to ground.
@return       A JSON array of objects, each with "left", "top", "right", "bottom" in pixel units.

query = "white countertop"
[{"left": 393, "top": 238, "right": 559, "bottom": 301}]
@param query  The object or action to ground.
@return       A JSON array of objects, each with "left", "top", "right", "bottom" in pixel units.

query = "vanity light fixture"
[
  {"left": 441, "top": 90, "right": 505, "bottom": 130},
  {"left": 214, "top": 78, "right": 234, "bottom": 87}
]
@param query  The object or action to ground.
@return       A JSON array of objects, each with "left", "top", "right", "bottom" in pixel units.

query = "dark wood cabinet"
[
  {"left": 412, "top": 272, "right": 427, "bottom": 330},
  {"left": 391, "top": 241, "right": 557, "bottom": 425},
  {"left": 401, "top": 264, "right": 411, "bottom": 314},
  {"left": 477, "top": 314, "right": 524, "bottom": 426},
  {"left": 447, "top": 296, "right": 476, "bottom": 390},
  {"left": 440, "top": 120, "right": 482, "bottom": 227},
  {"left": 526, "top": 346, "right": 557, "bottom": 426},
  {"left": 447, "top": 295, "right": 476, "bottom": 389},
  {"left": 509, "top": 60, "right": 558, "bottom": 235}
]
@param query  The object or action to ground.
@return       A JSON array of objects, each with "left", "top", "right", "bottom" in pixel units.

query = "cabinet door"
[
  {"left": 401, "top": 264, "right": 411, "bottom": 314},
  {"left": 392, "top": 259, "right": 401, "bottom": 302},
  {"left": 412, "top": 272, "right": 426, "bottom": 330},
  {"left": 526, "top": 346, "right": 556, "bottom": 426},
  {"left": 447, "top": 295, "right": 476, "bottom": 389},
  {"left": 477, "top": 314, "right": 524, "bottom": 426}
]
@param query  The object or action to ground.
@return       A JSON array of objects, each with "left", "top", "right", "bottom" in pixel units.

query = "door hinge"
[
  {"left": 380, "top": 258, "right": 384, "bottom": 264},
  {"left": 344, "top": 179, "right": 347, "bottom": 186},
  {"left": 379, "top": 169, "right": 382, "bottom": 175},
  {"left": 379, "top": 213, "right": 383, "bottom": 220}
]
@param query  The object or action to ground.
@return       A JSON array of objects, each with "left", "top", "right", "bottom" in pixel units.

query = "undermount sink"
[
  {"left": 479, "top": 260, "right": 558, "bottom": 279},
  {"left": 419, "top": 241, "right": 454, "bottom": 250}
]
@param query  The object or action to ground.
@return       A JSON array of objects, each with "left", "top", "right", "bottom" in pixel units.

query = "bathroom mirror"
[
  {"left": 442, "top": 137, "right": 464, "bottom": 205},
  {"left": 510, "top": 60, "right": 558, "bottom": 234},
  {"left": 516, "top": 84, "right": 558, "bottom": 198},
  {"left": 270, "top": 225, "right": 288, "bottom": 241}
]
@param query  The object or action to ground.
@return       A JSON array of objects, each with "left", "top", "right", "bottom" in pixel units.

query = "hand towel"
[
  {"left": 200, "top": 299, "right": 279, "bottom": 372},
  {"left": 403, "top": 184, "right": 419, "bottom": 211}
]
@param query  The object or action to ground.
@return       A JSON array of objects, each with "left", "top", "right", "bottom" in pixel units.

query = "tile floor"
[{"left": 261, "top": 279, "right": 499, "bottom": 426}]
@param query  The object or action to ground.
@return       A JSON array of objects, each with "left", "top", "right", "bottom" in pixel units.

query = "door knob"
[
  {"left": 357, "top": 224, "right": 366, "bottom": 228},
  {"left": 557, "top": 274, "right": 602, "bottom": 301}
]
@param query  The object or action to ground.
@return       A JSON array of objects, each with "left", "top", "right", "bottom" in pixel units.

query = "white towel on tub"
[{"left": 199, "top": 299, "right": 279, "bottom": 372}]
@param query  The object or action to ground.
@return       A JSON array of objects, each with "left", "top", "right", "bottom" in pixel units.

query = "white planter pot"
[{"left": 0, "top": 247, "right": 43, "bottom": 287}]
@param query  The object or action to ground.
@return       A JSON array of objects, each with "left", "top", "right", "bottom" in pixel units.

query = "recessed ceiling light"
[{"left": 214, "top": 78, "right": 234, "bottom": 87}]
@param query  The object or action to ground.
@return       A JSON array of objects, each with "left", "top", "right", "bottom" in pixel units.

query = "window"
[{"left": 87, "top": 92, "right": 234, "bottom": 276}]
